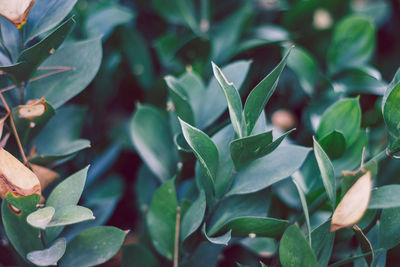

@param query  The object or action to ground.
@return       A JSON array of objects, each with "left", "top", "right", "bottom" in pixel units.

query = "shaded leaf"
[
  {"left": 202, "top": 223, "right": 231, "bottom": 246},
  {"left": 240, "top": 237, "right": 277, "bottom": 258},
  {"left": 378, "top": 207, "right": 400, "bottom": 250},
  {"left": 369, "top": 185, "right": 400, "bottom": 209},
  {"left": 293, "top": 178, "right": 311, "bottom": 244},
  {"left": 181, "top": 190, "right": 206, "bottom": 242},
  {"left": 311, "top": 220, "right": 335, "bottom": 267},
  {"left": 121, "top": 244, "right": 159, "bottom": 267},
  {"left": 353, "top": 225, "right": 373, "bottom": 265},
  {"left": 318, "top": 131, "right": 346, "bottom": 160},
  {"left": 27, "top": 238, "right": 66, "bottom": 266}
]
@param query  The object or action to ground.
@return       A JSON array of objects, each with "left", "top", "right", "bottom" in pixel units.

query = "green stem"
[
  {"left": 39, "top": 230, "right": 47, "bottom": 248},
  {"left": 327, "top": 250, "right": 379, "bottom": 267}
]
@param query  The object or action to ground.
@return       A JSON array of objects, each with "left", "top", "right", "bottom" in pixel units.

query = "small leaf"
[
  {"left": 181, "top": 190, "right": 206, "bottom": 242},
  {"left": 353, "top": 225, "right": 373, "bottom": 265},
  {"left": 46, "top": 205, "right": 94, "bottom": 228},
  {"left": 313, "top": 137, "right": 336, "bottom": 210},
  {"left": 147, "top": 179, "right": 177, "bottom": 260},
  {"left": 279, "top": 224, "right": 318, "bottom": 267},
  {"left": 60, "top": 226, "right": 126, "bottom": 267},
  {"left": 311, "top": 220, "right": 335, "bottom": 267},
  {"left": 369, "top": 185, "right": 400, "bottom": 209},
  {"left": 179, "top": 118, "right": 219, "bottom": 184},
  {"left": 212, "top": 61, "right": 244, "bottom": 137},
  {"left": 27, "top": 206, "right": 55, "bottom": 229},
  {"left": 318, "top": 131, "right": 346, "bottom": 160},
  {"left": 331, "top": 171, "right": 372, "bottom": 232},
  {"left": 243, "top": 48, "right": 291, "bottom": 135},
  {"left": 27, "top": 238, "right": 66, "bottom": 266},
  {"left": 202, "top": 223, "right": 231, "bottom": 246},
  {"left": 230, "top": 129, "right": 294, "bottom": 170}
]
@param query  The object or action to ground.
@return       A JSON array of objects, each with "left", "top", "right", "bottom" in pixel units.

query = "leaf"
[
  {"left": 311, "top": 220, "right": 335, "bottom": 267},
  {"left": 383, "top": 82, "right": 400, "bottom": 151},
  {"left": 0, "top": 17, "right": 75, "bottom": 84},
  {"left": 293, "top": 179, "right": 311, "bottom": 244},
  {"left": 130, "top": 104, "right": 177, "bottom": 182},
  {"left": 317, "top": 98, "right": 361, "bottom": 148},
  {"left": 27, "top": 238, "right": 66, "bottom": 266},
  {"left": 60, "top": 226, "right": 126, "bottom": 267},
  {"left": 122, "top": 244, "right": 159, "bottom": 267},
  {"left": 27, "top": 206, "right": 55, "bottom": 229},
  {"left": 286, "top": 46, "right": 317, "bottom": 96},
  {"left": 230, "top": 129, "right": 294, "bottom": 170},
  {"left": 211, "top": 62, "right": 244, "bottom": 137},
  {"left": 147, "top": 179, "right": 178, "bottom": 260},
  {"left": 227, "top": 145, "right": 310, "bottom": 195},
  {"left": 331, "top": 171, "right": 372, "bottom": 232},
  {"left": 369, "top": 185, "right": 400, "bottom": 209},
  {"left": 199, "top": 60, "right": 251, "bottom": 129},
  {"left": 240, "top": 237, "right": 277, "bottom": 258},
  {"left": 318, "top": 131, "right": 346, "bottom": 160},
  {"left": 1, "top": 194, "right": 43, "bottom": 259},
  {"left": 378, "top": 207, "right": 400, "bottom": 250},
  {"left": 46, "top": 205, "right": 94, "bottom": 228},
  {"left": 179, "top": 118, "right": 219, "bottom": 184},
  {"left": 243, "top": 48, "right": 291, "bottom": 135},
  {"left": 181, "top": 190, "right": 206, "bottom": 242},
  {"left": 327, "top": 15, "right": 375, "bottom": 74},
  {"left": 202, "top": 223, "right": 231, "bottom": 246},
  {"left": 313, "top": 137, "right": 336, "bottom": 210},
  {"left": 279, "top": 224, "right": 318, "bottom": 267},
  {"left": 353, "top": 225, "right": 373, "bottom": 265}
]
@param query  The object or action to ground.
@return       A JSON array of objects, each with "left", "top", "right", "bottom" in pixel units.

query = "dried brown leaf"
[
  {"left": 0, "top": 0, "right": 35, "bottom": 28},
  {"left": 18, "top": 98, "right": 47, "bottom": 120},
  {"left": 30, "top": 163, "right": 59, "bottom": 190}
]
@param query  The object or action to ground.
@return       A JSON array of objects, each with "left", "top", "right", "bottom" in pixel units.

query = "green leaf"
[
  {"left": 27, "top": 37, "right": 102, "bottom": 109},
  {"left": 293, "top": 179, "right": 311, "bottom": 244},
  {"left": 60, "top": 226, "right": 126, "bottom": 267},
  {"left": 181, "top": 190, "right": 206, "bottom": 242},
  {"left": 179, "top": 118, "right": 219, "bottom": 184},
  {"left": 211, "top": 62, "right": 244, "bottom": 137},
  {"left": 243, "top": 48, "right": 291, "bottom": 135},
  {"left": 1, "top": 194, "right": 43, "bottom": 260},
  {"left": 317, "top": 98, "right": 361, "bottom": 148},
  {"left": 313, "top": 137, "right": 336, "bottom": 210},
  {"left": 130, "top": 104, "right": 177, "bottom": 182},
  {"left": 199, "top": 60, "right": 251, "bottom": 129},
  {"left": 46, "top": 205, "right": 94, "bottom": 228},
  {"left": 230, "top": 129, "right": 294, "bottom": 170},
  {"left": 240, "top": 237, "right": 277, "bottom": 258},
  {"left": 122, "top": 244, "right": 159, "bottom": 267},
  {"left": 383, "top": 82, "right": 400, "bottom": 150},
  {"left": 353, "top": 225, "right": 373, "bottom": 265},
  {"left": 227, "top": 145, "right": 310, "bottom": 195},
  {"left": 279, "top": 225, "right": 318, "bottom": 267},
  {"left": 378, "top": 207, "right": 400, "bottom": 250},
  {"left": 0, "top": 18, "right": 75, "bottom": 84},
  {"left": 135, "top": 165, "right": 160, "bottom": 213},
  {"left": 202, "top": 223, "right": 231, "bottom": 246},
  {"left": 369, "top": 185, "right": 400, "bottom": 209},
  {"left": 12, "top": 100, "right": 55, "bottom": 147},
  {"left": 311, "top": 220, "right": 335, "bottom": 267},
  {"left": 26, "top": 0, "right": 77, "bottom": 40},
  {"left": 147, "top": 179, "right": 178, "bottom": 260},
  {"left": 318, "top": 131, "right": 346, "bottom": 160},
  {"left": 27, "top": 206, "right": 55, "bottom": 230},
  {"left": 27, "top": 238, "right": 66, "bottom": 266},
  {"left": 286, "top": 46, "right": 317, "bottom": 96},
  {"left": 328, "top": 15, "right": 375, "bottom": 74}
]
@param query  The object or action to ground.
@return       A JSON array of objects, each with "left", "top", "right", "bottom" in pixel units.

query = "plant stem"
[
  {"left": 39, "top": 230, "right": 47, "bottom": 248},
  {"left": 174, "top": 206, "right": 181, "bottom": 267},
  {"left": 18, "top": 82, "right": 25, "bottom": 104}
]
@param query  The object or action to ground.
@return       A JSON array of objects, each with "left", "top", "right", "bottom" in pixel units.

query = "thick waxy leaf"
[
  {"left": 60, "top": 226, "right": 126, "bottom": 267},
  {"left": 27, "top": 238, "right": 66, "bottom": 266},
  {"left": 328, "top": 15, "right": 375, "bottom": 74},
  {"left": 180, "top": 118, "right": 219, "bottom": 183},
  {"left": 212, "top": 62, "right": 244, "bottom": 137},
  {"left": 240, "top": 237, "right": 277, "bottom": 258},
  {"left": 230, "top": 129, "right": 294, "bottom": 170},
  {"left": 318, "top": 131, "right": 346, "bottom": 160},
  {"left": 202, "top": 224, "right": 231, "bottom": 246},
  {"left": 317, "top": 98, "right": 361, "bottom": 148},
  {"left": 46, "top": 205, "right": 94, "bottom": 228},
  {"left": 378, "top": 207, "right": 400, "bottom": 250},
  {"left": 130, "top": 104, "right": 177, "bottom": 182},
  {"left": 181, "top": 190, "right": 206, "bottom": 241},
  {"left": 331, "top": 172, "right": 372, "bottom": 232},
  {"left": 383, "top": 82, "right": 400, "bottom": 152},
  {"left": 147, "top": 179, "right": 178, "bottom": 260},
  {"left": 165, "top": 76, "right": 195, "bottom": 125},
  {"left": 243, "top": 48, "right": 291, "bottom": 135},
  {"left": 369, "top": 185, "right": 400, "bottom": 209},
  {"left": 279, "top": 225, "right": 318, "bottom": 267},
  {"left": 353, "top": 225, "right": 373, "bottom": 265},
  {"left": 122, "top": 244, "right": 159, "bottom": 267},
  {"left": 27, "top": 37, "right": 102, "bottom": 108},
  {"left": 227, "top": 145, "right": 310, "bottom": 195},
  {"left": 0, "top": 18, "right": 75, "bottom": 84},
  {"left": 2, "top": 194, "right": 42, "bottom": 259},
  {"left": 311, "top": 220, "right": 335, "bottom": 267},
  {"left": 313, "top": 137, "right": 336, "bottom": 210},
  {"left": 27, "top": 206, "right": 55, "bottom": 229},
  {"left": 26, "top": 0, "right": 77, "bottom": 40}
]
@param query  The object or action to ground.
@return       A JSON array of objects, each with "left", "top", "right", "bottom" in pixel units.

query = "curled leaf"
[
  {"left": 0, "top": 0, "right": 35, "bottom": 29},
  {"left": 30, "top": 163, "right": 59, "bottom": 190},
  {"left": 18, "top": 99, "right": 47, "bottom": 120},
  {"left": 331, "top": 171, "right": 372, "bottom": 232},
  {"left": 0, "top": 148, "right": 41, "bottom": 198}
]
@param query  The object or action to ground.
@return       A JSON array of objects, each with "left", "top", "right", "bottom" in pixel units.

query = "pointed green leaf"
[
  {"left": 60, "top": 226, "right": 126, "bottom": 267},
  {"left": 202, "top": 223, "right": 231, "bottom": 246},
  {"left": 181, "top": 190, "right": 206, "bottom": 242},
  {"left": 369, "top": 185, "right": 400, "bottom": 209},
  {"left": 27, "top": 238, "right": 66, "bottom": 266},
  {"left": 353, "top": 225, "right": 373, "bottom": 265},
  {"left": 27, "top": 207, "right": 55, "bottom": 230},
  {"left": 147, "top": 179, "right": 178, "bottom": 260},
  {"left": 311, "top": 220, "right": 335, "bottom": 267},
  {"left": 212, "top": 62, "right": 244, "bottom": 137},
  {"left": 293, "top": 179, "right": 311, "bottom": 244},
  {"left": 313, "top": 137, "right": 336, "bottom": 210},
  {"left": 46, "top": 205, "right": 94, "bottom": 228},
  {"left": 279, "top": 225, "right": 318, "bottom": 267},
  {"left": 383, "top": 82, "right": 400, "bottom": 152},
  {"left": 244, "top": 48, "right": 291, "bottom": 135},
  {"left": 318, "top": 131, "right": 346, "bottom": 160}
]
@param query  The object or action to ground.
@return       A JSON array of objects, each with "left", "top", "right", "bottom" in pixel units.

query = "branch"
[{"left": 174, "top": 206, "right": 181, "bottom": 267}]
